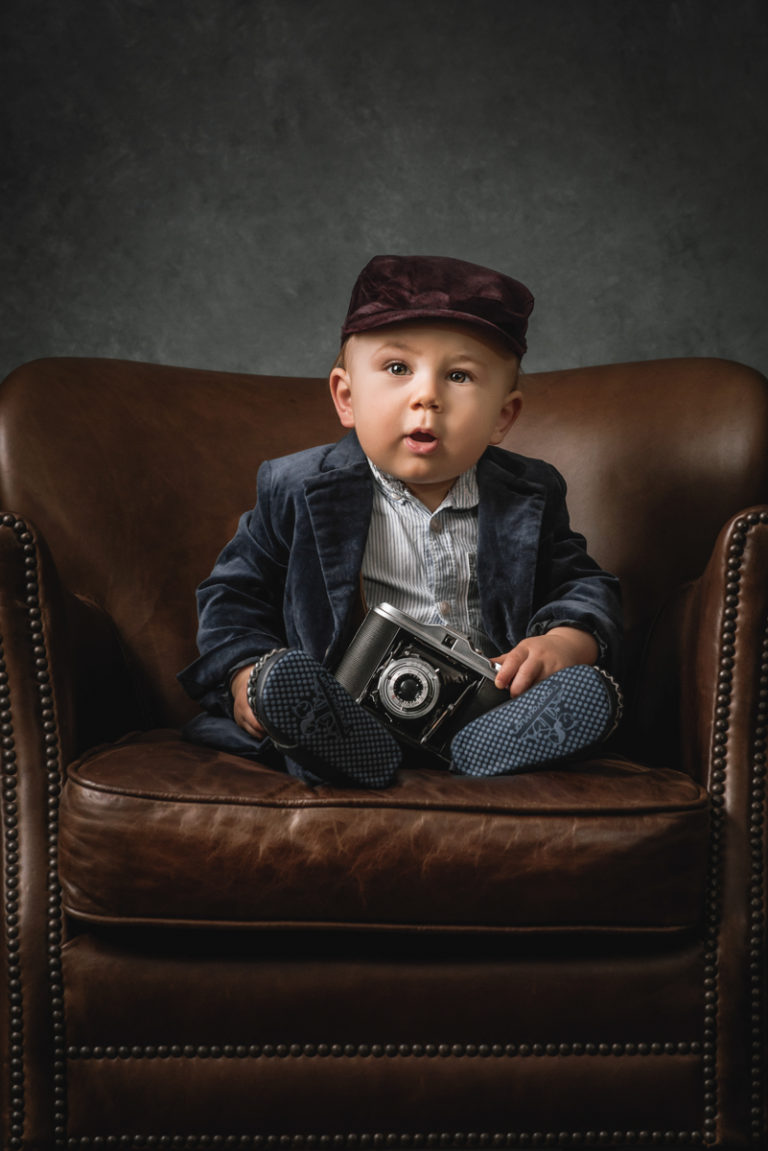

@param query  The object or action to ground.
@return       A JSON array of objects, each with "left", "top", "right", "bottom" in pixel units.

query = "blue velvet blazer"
[{"left": 178, "top": 432, "right": 622, "bottom": 757}]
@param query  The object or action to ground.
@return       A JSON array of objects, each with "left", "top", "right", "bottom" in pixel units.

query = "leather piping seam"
[
  {"left": 57, "top": 907, "right": 700, "bottom": 934},
  {"left": 63, "top": 773, "right": 709, "bottom": 817}
]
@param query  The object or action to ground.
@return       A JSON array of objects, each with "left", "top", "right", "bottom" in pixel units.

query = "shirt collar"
[{"left": 367, "top": 458, "right": 479, "bottom": 511}]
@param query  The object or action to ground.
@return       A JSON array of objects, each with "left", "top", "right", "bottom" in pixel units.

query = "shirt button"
[
  {"left": 438, "top": 601, "right": 451, "bottom": 615},
  {"left": 430, "top": 518, "right": 443, "bottom": 533}
]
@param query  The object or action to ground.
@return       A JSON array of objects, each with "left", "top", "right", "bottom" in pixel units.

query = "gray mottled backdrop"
[{"left": 2, "top": 0, "right": 767, "bottom": 381}]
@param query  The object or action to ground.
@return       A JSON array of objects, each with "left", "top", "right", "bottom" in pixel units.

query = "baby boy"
[{"left": 179, "top": 254, "right": 623, "bottom": 787}]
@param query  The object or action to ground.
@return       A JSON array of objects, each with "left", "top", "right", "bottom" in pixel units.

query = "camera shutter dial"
[{"left": 377, "top": 657, "right": 441, "bottom": 720}]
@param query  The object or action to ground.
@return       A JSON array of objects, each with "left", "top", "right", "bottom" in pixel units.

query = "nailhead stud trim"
[
  {"left": 698, "top": 522, "right": 741, "bottom": 1146},
  {"left": 63, "top": 1131, "right": 705, "bottom": 1149},
  {"left": 1, "top": 516, "right": 68, "bottom": 1150},
  {"left": 716, "top": 515, "right": 768, "bottom": 1146},
  {"left": 750, "top": 583, "right": 768, "bottom": 1143},
  {"left": 1, "top": 624, "right": 23, "bottom": 1151}
]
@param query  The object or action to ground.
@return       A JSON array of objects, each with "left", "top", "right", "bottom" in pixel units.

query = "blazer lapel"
[
  {"left": 304, "top": 437, "right": 373, "bottom": 661},
  {"left": 477, "top": 450, "right": 547, "bottom": 650}
]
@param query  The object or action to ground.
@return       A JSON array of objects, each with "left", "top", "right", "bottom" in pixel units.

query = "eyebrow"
[
  {"left": 372, "top": 340, "right": 417, "bottom": 353},
  {"left": 372, "top": 340, "right": 485, "bottom": 365}
]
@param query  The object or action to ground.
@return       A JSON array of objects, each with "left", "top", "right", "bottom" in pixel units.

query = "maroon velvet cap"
[{"left": 341, "top": 254, "right": 534, "bottom": 357}]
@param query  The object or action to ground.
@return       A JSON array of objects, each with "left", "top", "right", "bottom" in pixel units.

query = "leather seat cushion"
[{"left": 59, "top": 731, "right": 710, "bottom": 933}]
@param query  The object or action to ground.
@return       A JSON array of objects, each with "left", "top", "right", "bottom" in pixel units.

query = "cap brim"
[{"left": 341, "top": 308, "right": 526, "bottom": 356}]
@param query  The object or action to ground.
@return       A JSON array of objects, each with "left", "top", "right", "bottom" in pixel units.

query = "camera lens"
[
  {"left": 393, "top": 673, "right": 423, "bottom": 703},
  {"left": 377, "top": 657, "right": 440, "bottom": 720}
]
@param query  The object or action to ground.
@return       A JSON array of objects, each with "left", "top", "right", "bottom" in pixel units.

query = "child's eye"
[
  {"left": 386, "top": 361, "right": 409, "bottom": 376},
  {"left": 448, "top": 370, "right": 471, "bottom": 383}
]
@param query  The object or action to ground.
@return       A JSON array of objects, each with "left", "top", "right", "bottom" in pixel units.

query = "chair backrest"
[{"left": 1, "top": 356, "right": 766, "bottom": 739}]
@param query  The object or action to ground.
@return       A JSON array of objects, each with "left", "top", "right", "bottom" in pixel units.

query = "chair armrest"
[
  {"left": 0, "top": 514, "right": 147, "bottom": 757},
  {"left": 0, "top": 514, "right": 70, "bottom": 1148},
  {"left": 679, "top": 506, "right": 768, "bottom": 1144},
  {"left": 0, "top": 513, "right": 143, "bottom": 1149},
  {"left": 681, "top": 507, "right": 768, "bottom": 790}
]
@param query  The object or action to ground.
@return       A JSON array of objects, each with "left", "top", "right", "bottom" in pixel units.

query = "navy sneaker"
[
  {"left": 249, "top": 649, "right": 401, "bottom": 788},
  {"left": 450, "top": 664, "right": 622, "bottom": 777}
]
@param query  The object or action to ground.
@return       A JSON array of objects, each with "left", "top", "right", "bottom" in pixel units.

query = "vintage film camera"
[{"left": 334, "top": 603, "right": 508, "bottom": 764}]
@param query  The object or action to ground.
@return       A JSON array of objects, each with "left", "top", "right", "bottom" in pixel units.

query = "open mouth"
[{"left": 405, "top": 429, "right": 440, "bottom": 455}]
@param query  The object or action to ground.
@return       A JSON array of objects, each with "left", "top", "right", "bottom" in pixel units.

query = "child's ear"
[
  {"left": 489, "top": 389, "right": 523, "bottom": 445},
  {"left": 329, "top": 367, "right": 355, "bottom": 428}
]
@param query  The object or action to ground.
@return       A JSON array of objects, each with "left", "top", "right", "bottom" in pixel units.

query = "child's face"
[{"left": 329, "top": 322, "right": 522, "bottom": 512}]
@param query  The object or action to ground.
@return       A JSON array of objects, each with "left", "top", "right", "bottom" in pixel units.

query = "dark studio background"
[{"left": 2, "top": 0, "right": 767, "bottom": 384}]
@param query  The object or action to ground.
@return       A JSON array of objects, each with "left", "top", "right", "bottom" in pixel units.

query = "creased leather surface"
[
  {"left": 60, "top": 731, "right": 709, "bottom": 931},
  {"left": 65, "top": 1049, "right": 704, "bottom": 1139},
  {"left": 63, "top": 930, "right": 705, "bottom": 1048}
]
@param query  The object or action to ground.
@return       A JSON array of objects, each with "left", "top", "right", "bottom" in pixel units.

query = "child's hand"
[
  {"left": 230, "top": 665, "right": 268, "bottom": 739},
  {"left": 493, "top": 627, "right": 599, "bottom": 698}
]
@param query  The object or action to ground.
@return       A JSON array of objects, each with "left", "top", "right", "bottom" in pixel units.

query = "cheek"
[
  {"left": 455, "top": 392, "right": 497, "bottom": 427},
  {"left": 352, "top": 404, "right": 394, "bottom": 448},
  {"left": 361, "top": 392, "right": 398, "bottom": 424}
]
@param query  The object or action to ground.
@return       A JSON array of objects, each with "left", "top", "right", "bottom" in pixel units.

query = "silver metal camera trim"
[
  {"left": 372, "top": 603, "right": 500, "bottom": 681},
  {"left": 377, "top": 655, "right": 442, "bottom": 720}
]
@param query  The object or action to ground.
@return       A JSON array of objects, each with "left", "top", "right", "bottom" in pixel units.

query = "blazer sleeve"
[
  {"left": 177, "top": 459, "right": 290, "bottom": 701},
  {"left": 525, "top": 467, "right": 623, "bottom": 675}
]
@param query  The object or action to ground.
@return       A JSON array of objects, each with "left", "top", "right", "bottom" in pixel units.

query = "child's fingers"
[
  {"left": 493, "top": 648, "right": 527, "bottom": 690},
  {"left": 494, "top": 647, "right": 547, "bottom": 695},
  {"left": 235, "top": 701, "right": 266, "bottom": 738},
  {"left": 507, "top": 652, "right": 546, "bottom": 697},
  {"left": 231, "top": 667, "right": 268, "bottom": 739}
]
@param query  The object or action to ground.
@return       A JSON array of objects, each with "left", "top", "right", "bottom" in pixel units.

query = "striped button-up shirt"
[{"left": 362, "top": 460, "right": 495, "bottom": 655}]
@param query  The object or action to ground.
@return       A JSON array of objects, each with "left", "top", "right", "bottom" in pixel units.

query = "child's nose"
[{"left": 410, "top": 372, "right": 441, "bottom": 409}]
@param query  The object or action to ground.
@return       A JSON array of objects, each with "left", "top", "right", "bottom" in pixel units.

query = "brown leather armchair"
[{"left": 0, "top": 355, "right": 766, "bottom": 1151}]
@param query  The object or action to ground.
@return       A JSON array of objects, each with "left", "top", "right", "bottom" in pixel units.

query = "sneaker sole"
[
  {"left": 450, "top": 664, "right": 621, "bottom": 777},
  {"left": 258, "top": 650, "right": 400, "bottom": 788}
]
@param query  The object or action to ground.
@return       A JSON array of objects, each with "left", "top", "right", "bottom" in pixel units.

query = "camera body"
[{"left": 334, "top": 603, "right": 508, "bottom": 764}]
